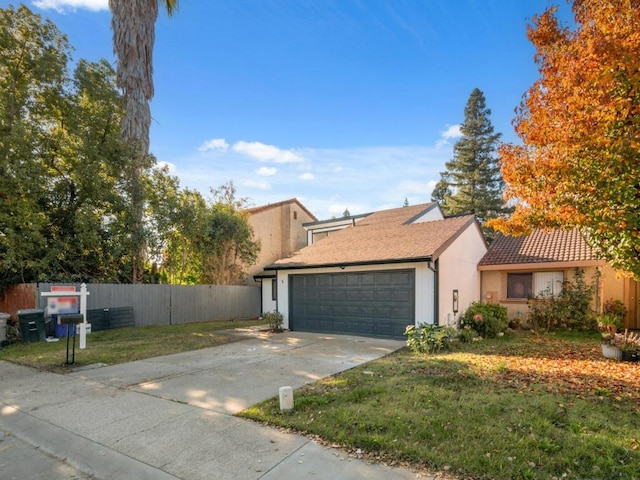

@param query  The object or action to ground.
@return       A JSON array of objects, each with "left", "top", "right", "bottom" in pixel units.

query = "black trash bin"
[{"left": 17, "top": 309, "right": 47, "bottom": 343}]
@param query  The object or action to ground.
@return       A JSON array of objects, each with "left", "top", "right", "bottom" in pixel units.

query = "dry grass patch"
[{"left": 0, "top": 318, "right": 264, "bottom": 373}]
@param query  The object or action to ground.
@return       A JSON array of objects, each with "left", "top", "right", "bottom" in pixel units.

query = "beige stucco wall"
[
  {"left": 246, "top": 201, "right": 315, "bottom": 285},
  {"left": 480, "top": 263, "right": 629, "bottom": 323},
  {"left": 438, "top": 223, "right": 487, "bottom": 326}
]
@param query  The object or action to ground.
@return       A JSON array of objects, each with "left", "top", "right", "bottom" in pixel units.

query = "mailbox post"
[{"left": 59, "top": 314, "right": 83, "bottom": 365}]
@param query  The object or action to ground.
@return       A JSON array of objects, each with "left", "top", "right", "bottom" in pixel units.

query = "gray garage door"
[{"left": 289, "top": 269, "right": 415, "bottom": 339}]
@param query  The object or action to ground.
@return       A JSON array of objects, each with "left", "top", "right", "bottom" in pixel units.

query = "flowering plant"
[
  {"left": 597, "top": 313, "right": 623, "bottom": 343},
  {"left": 611, "top": 329, "right": 640, "bottom": 353}
]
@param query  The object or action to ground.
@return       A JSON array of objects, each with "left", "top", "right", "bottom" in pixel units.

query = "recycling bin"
[
  {"left": 17, "top": 309, "right": 47, "bottom": 343},
  {"left": 0, "top": 312, "right": 9, "bottom": 343}
]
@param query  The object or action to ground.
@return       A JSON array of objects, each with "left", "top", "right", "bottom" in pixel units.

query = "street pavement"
[{"left": 0, "top": 328, "right": 435, "bottom": 479}]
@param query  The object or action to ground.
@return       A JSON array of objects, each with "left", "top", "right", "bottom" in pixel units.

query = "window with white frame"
[{"left": 507, "top": 272, "right": 563, "bottom": 299}]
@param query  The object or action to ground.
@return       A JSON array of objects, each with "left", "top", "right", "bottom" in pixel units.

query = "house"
[
  {"left": 478, "top": 229, "right": 639, "bottom": 329},
  {"left": 245, "top": 198, "right": 316, "bottom": 288},
  {"left": 259, "top": 202, "right": 488, "bottom": 339}
]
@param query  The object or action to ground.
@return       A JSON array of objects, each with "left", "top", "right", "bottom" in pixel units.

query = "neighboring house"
[
  {"left": 303, "top": 213, "right": 370, "bottom": 245},
  {"left": 478, "top": 229, "right": 640, "bottom": 329},
  {"left": 259, "top": 202, "right": 487, "bottom": 339},
  {"left": 246, "top": 198, "right": 316, "bottom": 290}
]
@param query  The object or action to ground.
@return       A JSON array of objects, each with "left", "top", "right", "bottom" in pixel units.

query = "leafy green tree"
[
  {"left": 0, "top": 5, "right": 159, "bottom": 290},
  {"left": 160, "top": 182, "right": 260, "bottom": 285},
  {"left": 432, "top": 88, "right": 505, "bottom": 228},
  {"left": 203, "top": 202, "right": 260, "bottom": 285},
  {"left": 161, "top": 189, "right": 210, "bottom": 284},
  {"left": 1, "top": 5, "right": 71, "bottom": 289}
]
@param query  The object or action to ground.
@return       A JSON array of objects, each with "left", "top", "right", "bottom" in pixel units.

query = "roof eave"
[
  {"left": 265, "top": 256, "right": 433, "bottom": 271},
  {"left": 478, "top": 259, "right": 606, "bottom": 271}
]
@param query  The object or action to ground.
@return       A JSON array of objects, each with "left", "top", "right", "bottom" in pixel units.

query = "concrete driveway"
[{"left": 0, "top": 329, "right": 427, "bottom": 480}]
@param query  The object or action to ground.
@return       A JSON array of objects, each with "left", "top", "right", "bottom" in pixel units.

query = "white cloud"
[
  {"left": 243, "top": 179, "right": 271, "bottom": 190},
  {"left": 299, "top": 172, "right": 314, "bottom": 181},
  {"left": 155, "top": 161, "right": 177, "bottom": 173},
  {"left": 436, "top": 124, "right": 462, "bottom": 148},
  {"left": 198, "top": 138, "right": 229, "bottom": 152},
  {"left": 32, "top": 0, "right": 108, "bottom": 12},
  {"left": 232, "top": 141, "right": 303, "bottom": 163},
  {"left": 426, "top": 180, "right": 438, "bottom": 197},
  {"left": 329, "top": 204, "right": 350, "bottom": 215},
  {"left": 441, "top": 124, "right": 462, "bottom": 139},
  {"left": 256, "top": 167, "right": 277, "bottom": 177},
  {"left": 398, "top": 180, "right": 432, "bottom": 195},
  {"left": 171, "top": 142, "right": 453, "bottom": 221}
]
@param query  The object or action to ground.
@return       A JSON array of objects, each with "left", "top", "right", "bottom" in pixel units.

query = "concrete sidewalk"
[{"left": 0, "top": 330, "right": 429, "bottom": 479}]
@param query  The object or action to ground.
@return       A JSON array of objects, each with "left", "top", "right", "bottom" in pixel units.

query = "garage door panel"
[
  {"left": 377, "top": 291, "right": 391, "bottom": 302},
  {"left": 361, "top": 291, "right": 375, "bottom": 301},
  {"left": 375, "top": 273, "right": 391, "bottom": 285},
  {"left": 393, "top": 290, "right": 411, "bottom": 302},
  {"left": 290, "top": 269, "right": 414, "bottom": 339},
  {"left": 347, "top": 290, "right": 361, "bottom": 301},
  {"left": 392, "top": 272, "right": 412, "bottom": 285},
  {"left": 333, "top": 290, "right": 347, "bottom": 301},
  {"left": 361, "top": 274, "right": 375, "bottom": 285}
]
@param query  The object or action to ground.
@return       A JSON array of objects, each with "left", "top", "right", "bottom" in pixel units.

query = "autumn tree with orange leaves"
[{"left": 490, "top": 0, "right": 640, "bottom": 279}]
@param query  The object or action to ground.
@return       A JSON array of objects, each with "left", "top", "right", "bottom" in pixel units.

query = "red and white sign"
[{"left": 47, "top": 286, "right": 79, "bottom": 314}]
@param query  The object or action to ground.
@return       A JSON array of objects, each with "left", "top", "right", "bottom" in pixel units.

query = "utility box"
[{"left": 17, "top": 309, "right": 47, "bottom": 343}]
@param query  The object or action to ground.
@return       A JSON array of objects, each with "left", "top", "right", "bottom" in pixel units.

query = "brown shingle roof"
[
  {"left": 478, "top": 229, "right": 600, "bottom": 267},
  {"left": 267, "top": 203, "right": 479, "bottom": 269}
]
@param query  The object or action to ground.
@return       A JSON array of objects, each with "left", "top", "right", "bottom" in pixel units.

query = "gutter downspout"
[{"left": 427, "top": 259, "right": 439, "bottom": 325}]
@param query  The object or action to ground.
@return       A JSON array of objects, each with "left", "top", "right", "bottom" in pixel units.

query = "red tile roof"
[
  {"left": 478, "top": 229, "right": 601, "bottom": 267},
  {"left": 267, "top": 203, "right": 480, "bottom": 269}
]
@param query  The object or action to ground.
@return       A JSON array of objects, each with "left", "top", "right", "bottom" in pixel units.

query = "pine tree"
[{"left": 432, "top": 88, "right": 504, "bottom": 226}]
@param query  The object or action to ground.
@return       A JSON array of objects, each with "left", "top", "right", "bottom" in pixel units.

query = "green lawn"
[
  {"left": 239, "top": 331, "right": 640, "bottom": 480},
  {"left": 0, "top": 318, "right": 264, "bottom": 373}
]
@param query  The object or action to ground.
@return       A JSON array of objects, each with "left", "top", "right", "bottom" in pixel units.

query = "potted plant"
[
  {"left": 597, "top": 313, "right": 623, "bottom": 359},
  {"left": 612, "top": 329, "right": 640, "bottom": 362}
]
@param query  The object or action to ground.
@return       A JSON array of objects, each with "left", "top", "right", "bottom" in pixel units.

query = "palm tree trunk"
[{"left": 109, "top": 0, "right": 158, "bottom": 283}]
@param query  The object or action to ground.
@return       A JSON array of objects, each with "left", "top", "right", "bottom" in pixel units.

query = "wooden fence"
[
  {"left": 1, "top": 283, "right": 261, "bottom": 326},
  {"left": 0, "top": 284, "right": 37, "bottom": 316}
]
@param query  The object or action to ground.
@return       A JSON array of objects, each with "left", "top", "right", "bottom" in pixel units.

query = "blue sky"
[{"left": 6, "top": 1, "right": 571, "bottom": 220}]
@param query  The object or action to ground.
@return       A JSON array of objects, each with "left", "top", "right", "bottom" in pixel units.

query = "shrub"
[
  {"left": 603, "top": 299, "right": 627, "bottom": 321},
  {"left": 528, "top": 268, "right": 596, "bottom": 332},
  {"left": 456, "top": 325, "right": 480, "bottom": 343},
  {"left": 263, "top": 311, "right": 284, "bottom": 332},
  {"left": 460, "top": 302, "right": 508, "bottom": 338},
  {"left": 597, "top": 312, "right": 623, "bottom": 334},
  {"left": 404, "top": 324, "right": 453, "bottom": 354}
]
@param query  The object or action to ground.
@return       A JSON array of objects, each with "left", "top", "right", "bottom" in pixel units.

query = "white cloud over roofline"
[
  {"left": 198, "top": 138, "right": 229, "bottom": 152},
  {"left": 256, "top": 167, "right": 277, "bottom": 177},
  {"left": 243, "top": 179, "right": 271, "bottom": 190},
  {"left": 32, "top": 0, "right": 108, "bottom": 12},
  {"left": 233, "top": 141, "right": 303, "bottom": 163}
]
